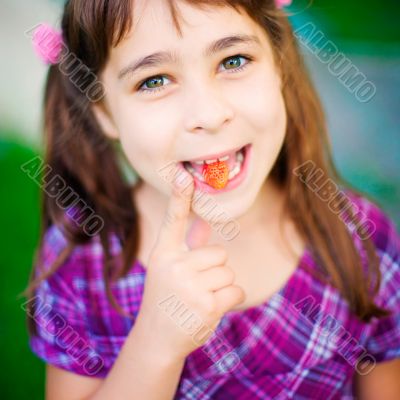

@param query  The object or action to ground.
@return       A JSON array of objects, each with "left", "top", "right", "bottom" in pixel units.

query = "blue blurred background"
[{"left": 1, "top": 0, "right": 399, "bottom": 398}]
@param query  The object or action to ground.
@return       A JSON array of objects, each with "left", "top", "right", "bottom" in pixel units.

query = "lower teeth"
[{"left": 184, "top": 147, "right": 245, "bottom": 183}]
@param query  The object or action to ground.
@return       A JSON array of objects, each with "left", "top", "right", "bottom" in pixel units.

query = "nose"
[{"left": 182, "top": 79, "right": 234, "bottom": 134}]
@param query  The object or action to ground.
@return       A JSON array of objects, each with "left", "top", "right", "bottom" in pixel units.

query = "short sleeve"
[
  {"left": 360, "top": 198, "right": 400, "bottom": 362},
  {"left": 27, "top": 225, "right": 106, "bottom": 377}
]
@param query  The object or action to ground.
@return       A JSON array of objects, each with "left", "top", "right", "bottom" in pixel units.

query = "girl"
[{"left": 24, "top": 0, "right": 400, "bottom": 399}]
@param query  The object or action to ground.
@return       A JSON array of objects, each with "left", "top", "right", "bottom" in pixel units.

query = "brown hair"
[{"left": 24, "top": 0, "right": 390, "bottom": 336}]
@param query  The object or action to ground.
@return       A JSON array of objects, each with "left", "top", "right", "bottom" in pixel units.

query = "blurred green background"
[{"left": 1, "top": 0, "right": 399, "bottom": 398}]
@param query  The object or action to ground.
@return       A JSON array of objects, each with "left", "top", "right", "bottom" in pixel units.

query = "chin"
[{"left": 190, "top": 176, "right": 261, "bottom": 239}]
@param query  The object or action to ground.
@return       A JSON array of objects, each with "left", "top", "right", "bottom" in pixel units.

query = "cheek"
[
  {"left": 239, "top": 69, "right": 286, "bottom": 135},
  {"left": 116, "top": 103, "right": 177, "bottom": 179}
]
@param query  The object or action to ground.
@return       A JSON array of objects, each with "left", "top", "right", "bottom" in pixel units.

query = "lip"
[
  {"left": 182, "top": 144, "right": 245, "bottom": 163},
  {"left": 180, "top": 143, "right": 252, "bottom": 195}
]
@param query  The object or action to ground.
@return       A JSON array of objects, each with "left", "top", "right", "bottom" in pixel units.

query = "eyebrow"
[{"left": 117, "top": 34, "right": 261, "bottom": 81}]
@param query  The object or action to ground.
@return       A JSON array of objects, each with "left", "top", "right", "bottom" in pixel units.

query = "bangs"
[
  {"left": 109, "top": 0, "right": 244, "bottom": 44},
  {"left": 63, "top": 0, "right": 274, "bottom": 71}
]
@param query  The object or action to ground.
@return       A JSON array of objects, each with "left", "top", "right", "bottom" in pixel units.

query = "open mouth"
[{"left": 180, "top": 143, "right": 252, "bottom": 193}]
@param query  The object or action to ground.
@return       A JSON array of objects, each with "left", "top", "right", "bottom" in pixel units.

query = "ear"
[{"left": 92, "top": 101, "right": 119, "bottom": 140}]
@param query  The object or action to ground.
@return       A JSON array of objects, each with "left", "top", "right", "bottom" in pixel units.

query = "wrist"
[{"left": 131, "top": 312, "right": 187, "bottom": 366}]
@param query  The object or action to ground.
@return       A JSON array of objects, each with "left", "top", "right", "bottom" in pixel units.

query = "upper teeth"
[
  {"left": 184, "top": 147, "right": 245, "bottom": 182},
  {"left": 192, "top": 153, "right": 231, "bottom": 165},
  {"left": 218, "top": 155, "right": 230, "bottom": 162}
]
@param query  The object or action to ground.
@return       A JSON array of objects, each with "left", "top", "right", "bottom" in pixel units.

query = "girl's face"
[{"left": 95, "top": 0, "right": 287, "bottom": 221}]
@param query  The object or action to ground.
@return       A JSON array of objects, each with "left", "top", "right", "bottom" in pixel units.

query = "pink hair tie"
[
  {"left": 275, "top": 0, "right": 292, "bottom": 8},
  {"left": 32, "top": 23, "right": 63, "bottom": 65}
]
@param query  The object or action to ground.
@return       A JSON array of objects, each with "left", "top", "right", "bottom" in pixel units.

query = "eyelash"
[{"left": 136, "top": 54, "right": 254, "bottom": 95}]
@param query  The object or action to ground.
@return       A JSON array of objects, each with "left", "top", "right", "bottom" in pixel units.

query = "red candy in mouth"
[{"left": 202, "top": 160, "right": 229, "bottom": 189}]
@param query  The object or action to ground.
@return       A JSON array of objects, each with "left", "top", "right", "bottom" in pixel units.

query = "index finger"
[{"left": 155, "top": 163, "right": 195, "bottom": 251}]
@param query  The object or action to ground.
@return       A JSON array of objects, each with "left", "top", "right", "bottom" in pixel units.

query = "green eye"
[
  {"left": 223, "top": 55, "right": 244, "bottom": 70},
  {"left": 142, "top": 76, "right": 166, "bottom": 90},
  {"left": 138, "top": 75, "right": 172, "bottom": 93}
]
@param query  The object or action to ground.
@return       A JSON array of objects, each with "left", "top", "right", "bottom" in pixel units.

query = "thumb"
[
  {"left": 186, "top": 216, "right": 212, "bottom": 250},
  {"left": 155, "top": 164, "right": 195, "bottom": 252}
]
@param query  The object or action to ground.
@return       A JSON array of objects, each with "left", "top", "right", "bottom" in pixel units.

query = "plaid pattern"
[{"left": 29, "top": 191, "right": 400, "bottom": 399}]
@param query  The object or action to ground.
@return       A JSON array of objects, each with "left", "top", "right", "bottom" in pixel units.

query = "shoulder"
[
  {"left": 343, "top": 188, "right": 398, "bottom": 249},
  {"left": 343, "top": 189, "right": 399, "bottom": 298},
  {"left": 30, "top": 224, "right": 122, "bottom": 329},
  {"left": 34, "top": 224, "right": 106, "bottom": 294},
  {"left": 343, "top": 189, "right": 399, "bottom": 263},
  {"left": 36, "top": 222, "right": 146, "bottom": 317},
  {"left": 34, "top": 224, "right": 145, "bottom": 316}
]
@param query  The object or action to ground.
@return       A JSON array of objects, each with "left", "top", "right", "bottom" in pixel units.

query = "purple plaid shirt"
[{"left": 29, "top": 191, "right": 400, "bottom": 399}]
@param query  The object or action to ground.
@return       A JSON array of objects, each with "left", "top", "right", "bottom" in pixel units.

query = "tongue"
[{"left": 188, "top": 150, "right": 237, "bottom": 174}]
